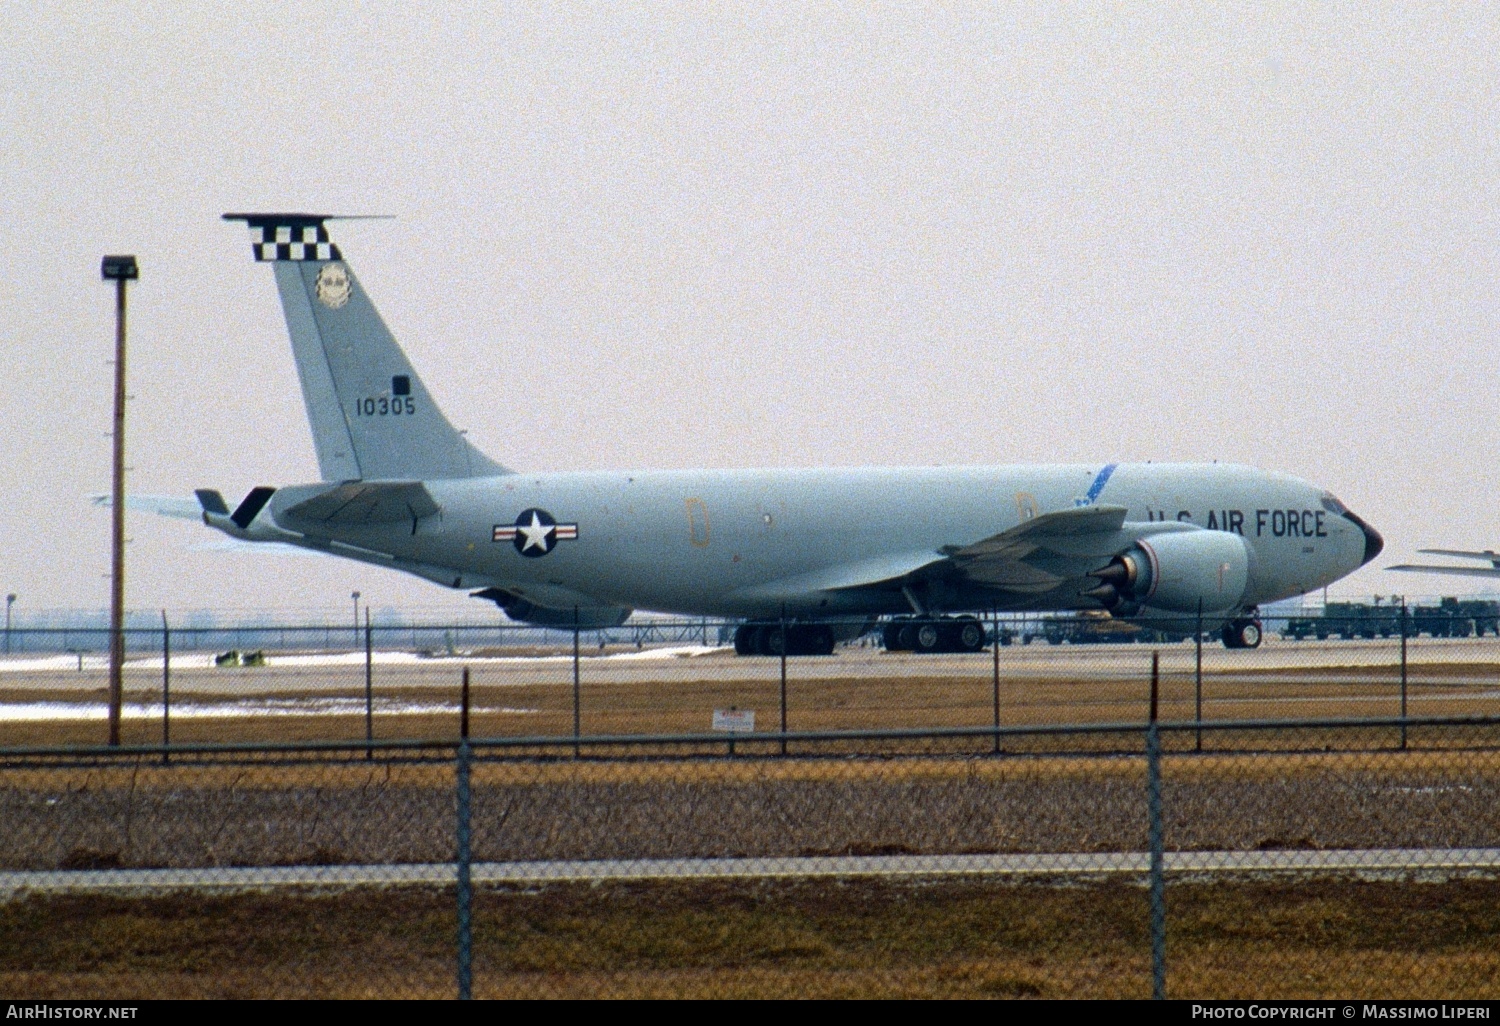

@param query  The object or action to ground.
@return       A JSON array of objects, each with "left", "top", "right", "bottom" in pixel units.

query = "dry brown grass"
[
  {"left": 4, "top": 667, "right": 1498, "bottom": 749},
  {"left": 2, "top": 746, "right": 1495, "bottom": 790},
  {"left": 2, "top": 878, "right": 1498, "bottom": 998},
  {"left": 2, "top": 747, "right": 1497, "bottom": 869},
  {"left": 6, "top": 645, "right": 1500, "bottom": 749}
]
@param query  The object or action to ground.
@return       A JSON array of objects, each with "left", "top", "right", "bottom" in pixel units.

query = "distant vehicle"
[
  {"left": 1282, "top": 597, "right": 1500, "bottom": 640},
  {"left": 1025, "top": 611, "right": 1190, "bottom": 646},
  {"left": 1410, "top": 597, "right": 1500, "bottom": 639},
  {"left": 1448, "top": 599, "right": 1500, "bottom": 637},
  {"left": 1284, "top": 599, "right": 1402, "bottom": 640}
]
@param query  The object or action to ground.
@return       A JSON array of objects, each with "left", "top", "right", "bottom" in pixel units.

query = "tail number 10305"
[{"left": 355, "top": 397, "right": 415, "bottom": 416}]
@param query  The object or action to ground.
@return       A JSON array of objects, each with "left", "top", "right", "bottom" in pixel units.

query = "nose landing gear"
[{"left": 1221, "top": 615, "right": 1263, "bottom": 649}]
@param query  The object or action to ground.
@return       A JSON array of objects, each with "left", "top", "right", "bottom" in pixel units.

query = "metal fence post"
[
  {"left": 461, "top": 665, "right": 471, "bottom": 741},
  {"left": 991, "top": 609, "right": 1001, "bottom": 754},
  {"left": 364, "top": 611, "right": 373, "bottom": 760},
  {"left": 1400, "top": 599, "right": 1409, "bottom": 751},
  {"left": 1147, "top": 649, "right": 1166, "bottom": 1000},
  {"left": 161, "top": 611, "right": 170, "bottom": 765},
  {"left": 779, "top": 606, "right": 788, "bottom": 757},
  {"left": 455, "top": 741, "right": 473, "bottom": 1000},
  {"left": 1195, "top": 601, "right": 1203, "bottom": 753},
  {"left": 572, "top": 607, "right": 581, "bottom": 758}
]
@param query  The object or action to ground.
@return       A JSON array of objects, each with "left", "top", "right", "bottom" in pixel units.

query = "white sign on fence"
[{"left": 712, "top": 708, "right": 755, "bottom": 733}]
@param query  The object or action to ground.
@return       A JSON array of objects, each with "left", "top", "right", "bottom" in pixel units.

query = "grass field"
[
  {"left": 2, "top": 748, "right": 1496, "bottom": 870},
  {"left": 5, "top": 643, "right": 1498, "bottom": 1000},
  {"left": 3, "top": 877, "right": 1498, "bottom": 998}
]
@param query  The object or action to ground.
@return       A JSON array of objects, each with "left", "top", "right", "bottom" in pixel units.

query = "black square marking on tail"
[
  {"left": 229, "top": 215, "right": 343, "bottom": 262},
  {"left": 392, "top": 375, "right": 411, "bottom": 396}
]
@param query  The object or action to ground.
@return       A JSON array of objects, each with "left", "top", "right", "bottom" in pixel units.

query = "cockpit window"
[{"left": 1319, "top": 492, "right": 1349, "bottom": 516}]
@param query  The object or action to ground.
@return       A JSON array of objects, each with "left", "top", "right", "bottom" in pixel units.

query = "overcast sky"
[{"left": 4, "top": 3, "right": 1498, "bottom": 617}]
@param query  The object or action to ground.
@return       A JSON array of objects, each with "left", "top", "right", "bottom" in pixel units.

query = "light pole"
[
  {"left": 352, "top": 591, "right": 361, "bottom": 649},
  {"left": 4, "top": 594, "right": 14, "bottom": 655},
  {"left": 102, "top": 254, "right": 138, "bottom": 746}
]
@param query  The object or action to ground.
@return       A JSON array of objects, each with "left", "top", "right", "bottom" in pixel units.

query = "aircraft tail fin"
[{"left": 224, "top": 213, "right": 508, "bottom": 482}]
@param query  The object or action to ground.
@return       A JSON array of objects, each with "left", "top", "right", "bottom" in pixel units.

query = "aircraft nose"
[{"left": 1345, "top": 509, "right": 1384, "bottom": 566}]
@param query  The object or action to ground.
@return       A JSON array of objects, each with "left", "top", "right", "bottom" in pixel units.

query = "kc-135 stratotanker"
[{"left": 181, "top": 213, "right": 1383, "bottom": 654}]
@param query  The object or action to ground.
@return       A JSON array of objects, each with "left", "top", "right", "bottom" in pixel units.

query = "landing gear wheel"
[
  {"left": 1222, "top": 618, "right": 1262, "bottom": 649},
  {"left": 733, "top": 625, "right": 754, "bottom": 656},
  {"left": 882, "top": 622, "right": 905, "bottom": 651},
  {"left": 760, "top": 625, "right": 788, "bottom": 656},
  {"left": 806, "top": 625, "right": 836, "bottom": 656},
  {"left": 884, "top": 615, "right": 991, "bottom": 654},
  {"left": 915, "top": 622, "right": 942, "bottom": 652}
]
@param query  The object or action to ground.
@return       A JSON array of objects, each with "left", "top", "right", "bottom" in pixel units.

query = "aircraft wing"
[
  {"left": 1389, "top": 564, "right": 1500, "bottom": 578},
  {"left": 945, "top": 503, "right": 1130, "bottom": 591},
  {"left": 1415, "top": 548, "right": 1500, "bottom": 567},
  {"left": 1390, "top": 547, "right": 1500, "bottom": 576},
  {"left": 736, "top": 504, "right": 1148, "bottom": 603}
]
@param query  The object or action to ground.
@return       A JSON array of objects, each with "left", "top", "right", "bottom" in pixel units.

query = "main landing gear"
[
  {"left": 882, "top": 615, "right": 988, "bottom": 654},
  {"left": 733, "top": 622, "right": 836, "bottom": 657},
  {"left": 1221, "top": 615, "right": 1263, "bottom": 650}
]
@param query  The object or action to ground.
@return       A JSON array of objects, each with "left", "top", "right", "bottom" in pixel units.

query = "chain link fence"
[
  {"left": 2, "top": 715, "right": 1500, "bottom": 998},
  {"left": 4, "top": 610, "right": 1500, "bottom": 748}
]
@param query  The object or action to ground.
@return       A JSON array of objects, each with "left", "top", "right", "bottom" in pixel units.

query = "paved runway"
[{"left": 5, "top": 847, "right": 1498, "bottom": 896}]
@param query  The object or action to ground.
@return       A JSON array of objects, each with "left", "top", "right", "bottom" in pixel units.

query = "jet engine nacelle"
[{"left": 1085, "top": 531, "right": 1250, "bottom": 615}]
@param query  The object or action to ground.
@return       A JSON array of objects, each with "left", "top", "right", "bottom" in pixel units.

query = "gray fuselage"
[{"left": 271, "top": 461, "right": 1374, "bottom": 620}]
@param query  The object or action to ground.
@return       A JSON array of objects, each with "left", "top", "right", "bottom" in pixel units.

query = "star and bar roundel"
[{"left": 492, "top": 508, "right": 578, "bottom": 557}]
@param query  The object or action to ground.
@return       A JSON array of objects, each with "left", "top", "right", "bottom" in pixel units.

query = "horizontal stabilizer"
[
  {"left": 279, "top": 481, "right": 440, "bottom": 525},
  {"left": 195, "top": 489, "right": 229, "bottom": 516},
  {"left": 88, "top": 493, "right": 204, "bottom": 521}
]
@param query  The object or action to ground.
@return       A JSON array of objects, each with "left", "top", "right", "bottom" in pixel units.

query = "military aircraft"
[
  {"left": 156, "top": 213, "right": 1385, "bottom": 653},
  {"left": 1390, "top": 550, "right": 1500, "bottom": 578}
]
